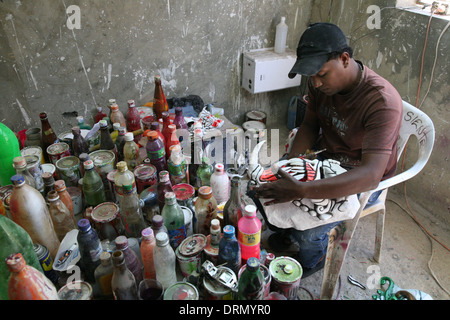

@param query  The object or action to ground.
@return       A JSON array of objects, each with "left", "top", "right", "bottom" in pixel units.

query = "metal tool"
[
  {"left": 202, "top": 261, "right": 238, "bottom": 292},
  {"left": 347, "top": 275, "right": 366, "bottom": 290}
]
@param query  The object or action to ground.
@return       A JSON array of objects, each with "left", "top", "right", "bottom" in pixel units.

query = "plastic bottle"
[
  {"left": 111, "top": 250, "right": 138, "bottom": 300},
  {"left": 140, "top": 227, "right": 156, "bottom": 279},
  {"left": 94, "top": 251, "right": 114, "bottom": 299},
  {"left": 82, "top": 160, "right": 106, "bottom": 207},
  {"left": 210, "top": 163, "right": 230, "bottom": 204},
  {"left": 126, "top": 100, "right": 142, "bottom": 143},
  {"left": 165, "top": 124, "right": 180, "bottom": 159},
  {"left": 237, "top": 257, "right": 265, "bottom": 300},
  {"left": 9, "top": 175, "right": 60, "bottom": 259},
  {"left": 115, "top": 236, "right": 143, "bottom": 286},
  {"left": 167, "top": 144, "right": 188, "bottom": 184},
  {"left": 77, "top": 218, "right": 103, "bottom": 282},
  {"left": 115, "top": 126, "right": 127, "bottom": 162},
  {"left": 71, "top": 126, "right": 89, "bottom": 157},
  {"left": 47, "top": 190, "right": 77, "bottom": 241},
  {"left": 118, "top": 183, "right": 147, "bottom": 239},
  {"left": 174, "top": 106, "right": 188, "bottom": 130},
  {"left": 39, "top": 112, "right": 59, "bottom": 163},
  {"left": 99, "top": 119, "right": 118, "bottom": 164},
  {"left": 150, "top": 121, "right": 165, "bottom": 146},
  {"left": 0, "top": 123, "right": 21, "bottom": 187},
  {"left": 161, "top": 111, "right": 171, "bottom": 144},
  {"left": 217, "top": 225, "right": 241, "bottom": 275},
  {"left": 146, "top": 130, "right": 167, "bottom": 174},
  {"left": 153, "top": 75, "right": 169, "bottom": 121},
  {"left": 13, "top": 156, "right": 36, "bottom": 189},
  {"left": 123, "top": 132, "right": 139, "bottom": 171},
  {"left": 94, "top": 106, "right": 108, "bottom": 124},
  {"left": 76, "top": 116, "right": 91, "bottom": 130},
  {"left": 6, "top": 253, "right": 59, "bottom": 300},
  {"left": 223, "top": 175, "right": 245, "bottom": 233},
  {"left": 161, "top": 191, "right": 186, "bottom": 249},
  {"left": 156, "top": 170, "right": 173, "bottom": 211},
  {"left": 114, "top": 161, "right": 136, "bottom": 204},
  {"left": 110, "top": 103, "right": 127, "bottom": 129},
  {"left": 238, "top": 205, "right": 261, "bottom": 263},
  {"left": 153, "top": 232, "right": 177, "bottom": 289},
  {"left": 151, "top": 214, "right": 168, "bottom": 238},
  {"left": 274, "top": 16, "right": 288, "bottom": 54},
  {"left": 210, "top": 218, "right": 221, "bottom": 247},
  {"left": 194, "top": 186, "right": 218, "bottom": 236},
  {"left": 54, "top": 180, "right": 74, "bottom": 216},
  {"left": 0, "top": 215, "right": 44, "bottom": 300}
]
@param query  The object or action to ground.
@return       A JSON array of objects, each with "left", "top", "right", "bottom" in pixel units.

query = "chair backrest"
[{"left": 374, "top": 101, "right": 435, "bottom": 192}]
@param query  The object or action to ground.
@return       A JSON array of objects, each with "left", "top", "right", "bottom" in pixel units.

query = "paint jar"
[
  {"left": 55, "top": 156, "right": 81, "bottom": 187},
  {"left": 21, "top": 146, "right": 44, "bottom": 164},
  {"left": 89, "top": 150, "right": 115, "bottom": 200},
  {"left": 90, "top": 202, "right": 125, "bottom": 241},
  {"left": 163, "top": 282, "right": 199, "bottom": 300},
  {"left": 47, "top": 142, "right": 70, "bottom": 165},
  {"left": 268, "top": 256, "right": 302, "bottom": 300},
  {"left": 139, "top": 185, "right": 159, "bottom": 224},
  {"left": 133, "top": 164, "right": 157, "bottom": 194},
  {"left": 106, "top": 169, "right": 118, "bottom": 203},
  {"left": 58, "top": 281, "right": 93, "bottom": 300},
  {"left": 175, "top": 234, "right": 207, "bottom": 277},
  {"left": 238, "top": 263, "right": 271, "bottom": 298},
  {"left": 173, "top": 183, "right": 196, "bottom": 216},
  {"left": 202, "top": 265, "right": 236, "bottom": 300},
  {"left": 41, "top": 163, "right": 57, "bottom": 179},
  {"left": 181, "top": 206, "right": 193, "bottom": 237}
]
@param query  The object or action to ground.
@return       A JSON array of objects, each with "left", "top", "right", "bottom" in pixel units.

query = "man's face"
[{"left": 309, "top": 54, "right": 349, "bottom": 96}]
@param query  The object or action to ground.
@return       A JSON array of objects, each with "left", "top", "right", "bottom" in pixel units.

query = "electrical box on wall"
[{"left": 242, "top": 48, "right": 301, "bottom": 94}]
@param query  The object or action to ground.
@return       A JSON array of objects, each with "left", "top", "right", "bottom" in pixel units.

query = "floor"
[{"left": 246, "top": 124, "right": 450, "bottom": 300}]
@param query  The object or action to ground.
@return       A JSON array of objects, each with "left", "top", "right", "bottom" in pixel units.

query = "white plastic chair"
[{"left": 320, "top": 101, "right": 435, "bottom": 300}]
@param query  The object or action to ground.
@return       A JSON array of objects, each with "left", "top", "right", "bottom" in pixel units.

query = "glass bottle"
[
  {"left": 218, "top": 225, "right": 241, "bottom": 275},
  {"left": 194, "top": 186, "right": 218, "bottom": 236},
  {"left": 165, "top": 124, "right": 180, "bottom": 160},
  {"left": 210, "top": 163, "right": 230, "bottom": 204},
  {"left": 238, "top": 204, "right": 261, "bottom": 263},
  {"left": 151, "top": 214, "right": 168, "bottom": 238},
  {"left": 94, "top": 251, "right": 114, "bottom": 299},
  {"left": 114, "top": 161, "right": 136, "bottom": 204},
  {"left": 161, "top": 111, "right": 171, "bottom": 144},
  {"left": 123, "top": 132, "right": 139, "bottom": 171},
  {"left": 153, "top": 75, "right": 169, "bottom": 121},
  {"left": 115, "top": 126, "right": 126, "bottom": 162},
  {"left": 146, "top": 130, "right": 167, "bottom": 174},
  {"left": 237, "top": 257, "right": 265, "bottom": 300},
  {"left": 82, "top": 160, "right": 106, "bottom": 207},
  {"left": 76, "top": 116, "right": 91, "bottom": 130},
  {"left": 157, "top": 171, "right": 173, "bottom": 212},
  {"left": 0, "top": 215, "right": 43, "bottom": 300},
  {"left": 161, "top": 191, "right": 186, "bottom": 249},
  {"left": 94, "top": 106, "right": 108, "bottom": 123},
  {"left": 118, "top": 183, "right": 147, "bottom": 239},
  {"left": 99, "top": 119, "right": 118, "bottom": 164},
  {"left": 6, "top": 253, "right": 59, "bottom": 300},
  {"left": 78, "top": 153, "right": 89, "bottom": 177},
  {"left": 54, "top": 180, "right": 73, "bottom": 216},
  {"left": 153, "top": 232, "right": 177, "bottom": 289},
  {"left": 223, "top": 176, "right": 245, "bottom": 232},
  {"left": 126, "top": 100, "right": 142, "bottom": 143},
  {"left": 173, "top": 106, "right": 188, "bottom": 130},
  {"left": 47, "top": 190, "right": 77, "bottom": 241},
  {"left": 111, "top": 250, "right": 138, "bottom": 300},
  {"left": 77, "top": 218, "right": 103, "bottom": 282},
  {"left": 42, "top": 172, "right": 55, "bottom": 200},
  {"left": 210, "top": 218, "right": 221, "bottom": 247},
  {"left": 110, "top": 103, "right": 127, "bottom": 129},
  {"left": 115, "top": 236, "right": 143, "bottom": 286},
  {"left": 167, "top": 144, "right": 188, "bottom": 184},
  {"left": 140, "top": 227, "right": 156, "bottom": 279},
  {"left": 13, "top": 156, "right": 36, "bottom": 189},
  {"left": 71, "top": 126, "right": 89, "bottom": 157},
  {"left": 9, "top": 175, "right": 60, "bottom": 259},
  {"left": 40, "top": 112, "right": 59, "bottom": 163}
]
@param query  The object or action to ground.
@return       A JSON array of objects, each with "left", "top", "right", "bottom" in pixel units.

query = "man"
[{"left": 253, "top": 23, "right": 403, "bottom": 277}]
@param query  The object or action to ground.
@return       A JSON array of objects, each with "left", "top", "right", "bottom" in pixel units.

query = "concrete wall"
[
  {"left": 310, "top": 0, "right": 450, "bottom": 225},
  {"left": 0, "top": 0, "right": 312, "bottom": 133}
]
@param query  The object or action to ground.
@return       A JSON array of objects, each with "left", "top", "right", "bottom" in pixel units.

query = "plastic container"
[
  {"left": 238, "top": 205, "right": 261, "bottom": 263},
  {"left": 0, "top": 123, "right": 21, "bottom": 187},
  {"left": 274, "top": 16, "right": 288, "bottom": 54}
]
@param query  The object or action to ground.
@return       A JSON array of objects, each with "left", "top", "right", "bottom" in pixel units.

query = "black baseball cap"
[{"left": 288, "top": 23, "right": 348, "bottom": 78}]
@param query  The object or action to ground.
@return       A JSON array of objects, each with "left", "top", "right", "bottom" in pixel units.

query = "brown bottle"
[
  {"left": 40, "top": 112, "right": 59, "bottom": 162},
  {"left": 72, "top": 126, "right": 89, "bottom": 157},
  {"left": 153, "top": 75, "right": 168, "bottom": 121},
  {"left": 54, "top": 180, "right": 74, "bottom": 216},
  {"left": 99, "top": 120, "right": 118, "bottom": 164}
]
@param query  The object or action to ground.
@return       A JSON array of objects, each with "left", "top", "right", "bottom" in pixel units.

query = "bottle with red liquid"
[
  {"left": 173, "top": 107, "right": 188, "bottom": 130},
  {"left": 238, "top": 205, "right": 261, "bottom": 263},
  {"left": 146, "top": 130, "right": 167, "bottom": 174},
  {"left": 126, "top": 100, "right": 142, "bottom": 143},
  {"left": 95, "top": 106, "right": 108, "bottom": 123},
  {"left": 165, "top": 124, "right": 180, "bottom": 160},
  {"left": 140, "top": 227, "right": 156, "bottom": 279},
  {"left": 161, "top": 111, "right": 171, "bottom": 145},
  {"left": 153, "top": 75, "right": 168, "bottom": 121},
  {"left": 150, "top": 122, "right": 165, "bottom": 146}
]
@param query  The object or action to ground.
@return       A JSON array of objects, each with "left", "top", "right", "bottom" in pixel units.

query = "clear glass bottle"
[
  {"left": 118, "top": 183, "right": 147, "bottom": 239},
  {"left": 153, "top": 232, "right": 177, "bottom": 290},
  {"left": 99, "top": 119, "right": 118, "bottom": 164},
  {"left": 161, "top": 192, "right": 186, "bottom": 249},
  {"left": 71, "top": 126, "right": 89, "bottom": 157},
  {"left": 157, "top": 171, "right": 173, "bottom": 211},
  {"left": 140, "top": 227, "right": 156, "bottom": 280},
  {"left": 115, "top": 236, "right": 143, "bottom": 286},
  {"left": 223, "top": 176, "right": 245, "bottom": 232},
  {"left": 114, "top": 161, "right": 136, "bottom": 204},
  {"left": 123, "top": 132, "right": 139, "bottom": 171},
  {"left": 13, "top": 156, "right": 36, "bottom": 189},
  {"left": 47, "top": 190, "right": 77, "bottom": 241},
  {"left": 82, "top": 159, "right": 106, "bottom": 207},
  {"left": 237, "top": 257, "right": 265, "bottom": 300},
  {"left": 94, "top": 251, "right": 114, "bottom": 299},
  {"left": 210, "top": 163, "right": 230, "bottom": 204},
  {"left": 9, "top": 175, "right": 60, "bottom": 259},
  {"left": 153, "top": 75, "right": 169, "bottom": 121},
  {"left": 218, "top": 225, "right": 241, "bottom": 275},
  {"left": 126, "top": 100, "right": 142, "bottom": 143},
  {"left": 110, "top": 103, "right": 127, "bottom": 129},
  {"left": 77, "top": 218, "right": 103, "bottom": 282},
  {"left": 111, "top": 250, "right": 138, "bottom": 300},
  {"left": 194, "top": 186, "right": 218, "bottom": 236}
]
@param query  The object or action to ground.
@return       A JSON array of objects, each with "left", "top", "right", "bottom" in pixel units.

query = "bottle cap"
[
  {"left": 244, "top": 204, "right": 257, "bottom": 217},
  {"left": 76, "top": 116, "right": 84, "bottom": 123},
  {"left": 116, "top": 161, "right": 127, "bottom": 172},
  {"left": 108, "top": 99, "right": 116, "bottom": 105},
  {"left": 169, "top": 144, "right": 181, "bottom": 153},
  {"left": 79, "top": 153, "right": 89, "bottom": 162},
  {"left": 223, "top": 225, "right": 235, "bottom": 236},
  {"left": 100, "top": 251, "right": 111, "bottom": 263},
  {"left": 152, "top": 214, "right": 164, "bottom": 227},
  {"left": 84, "top": 159, "right": 94, "bottom": 169},
  {"left": 47, "top": 190, "right": 59, "bottom": 201},
  {"left": 165, "top": 191, "right": 176, "bottom": 200},
  {"left": 124, "top": 132, "right": 134, "bottom": 141},
  {"left": 39, "top": 112, "right": 48, "bottom": 120},
  {"left": 246, "top": 257, "right": 260, "bottom": 272},
  {"left": 114, "top": 235, "right": 129, "bottom": 250},
  {"left": 99, "top": 120, "right": 108, "bottom": 127},
  {"left": 155, "top": 232, "right": 169, "bottom": 246},
  {"left": 10, "top": 174, "right": 25, "bottom": 186},
  {"left": 211, "top": 219, "right": 220, "bottom": 230},
  {"left": 168, "top": 124, "right": 176, "bottom": 131},
  {"left": 147, "top": 130, "right": 158, "bottom": 140},
  {"left": 198, "top": 186, "right": 212, "bottom": 198},
  {"left": 13, "top": 156, "right": 27, "bottom": 168},
  {"left": 54, "top": 180, "right": 66, "bottom": 192},
  {"left": 71, "top": 126, "right": 81, "bottom": 135},
  {"left": 113, "top": 123, "right": 121, "bottom": 131},
  {"left": 141, "top": 227, "right": 154, "bottom": 240},
  {"left": 127, "top": 100, "right": 135, "bottom": 107},
  {"left": 215, "top": 163, "right": 224, "bottom": 172},
  {"left": 77, "top": 218, "right": 92, "bottom": 232},
  {"left": 111, "top": 104, "right": 119, "bottom": 111}
]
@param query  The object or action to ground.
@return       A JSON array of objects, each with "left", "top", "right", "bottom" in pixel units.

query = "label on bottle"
[
  {"left": 238, "top": 231, "right": 261, "bottom": 247},
  {"left": 168, "top": 159, "right": 187, "bottom": 176},
  {"left": 44, "top": 128, "right": 54, "bottom": 136},
  {"left": 147, "top": 148, "right": 165, "bottom": 160},
  {"left": 90, "top": 243, "right": 103, "bottom": 262},
  {"left": 168, "top": 226, "right": 186, "bottom": 249},
  {"left": 115, "top": 181, "right": 137, "bottom": 196}
]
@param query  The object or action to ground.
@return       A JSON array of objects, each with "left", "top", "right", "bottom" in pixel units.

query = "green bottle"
[
  {"left": 0, "top": 214, "right": 43, "bottom": 300},
  {"left": 0, "top": 123, "right": 21, "bottom": 187},
  {"left": 82, "top": 159, "right": 106, "bottom": 207},
  {"left": 195, "top": 157, "right": 213, "bottom": 190},
  {"left": 237, "top": 257, "right": 265, "bottom": 300},
  {"left": 119, "top": 183, "right": 147, "bottom": 238},
  {"left": 161, "top": 191, "right": 186, "bottom": 249}
]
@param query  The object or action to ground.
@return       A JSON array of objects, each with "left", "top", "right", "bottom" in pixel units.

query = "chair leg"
[{"left": 374, "top": 208, "right": 385, "bottom": 263}]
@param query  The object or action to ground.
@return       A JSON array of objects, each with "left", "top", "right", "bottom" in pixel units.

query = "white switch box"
[{"left": 242, "top": 48, "right": 301, "bottom": 94}]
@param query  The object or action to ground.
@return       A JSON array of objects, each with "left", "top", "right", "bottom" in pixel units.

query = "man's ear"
[{"left": 340, "top": 52, "right": 351, "bottom": 68}]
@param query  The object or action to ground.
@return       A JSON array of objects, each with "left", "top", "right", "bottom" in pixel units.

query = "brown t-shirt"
[{"left": 307, "top": 62, "right": 403, "bottom": 180}]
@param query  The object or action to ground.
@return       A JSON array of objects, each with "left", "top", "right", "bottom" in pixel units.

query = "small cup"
[{"left": 138, "top": 279, "right": 164, "bottom": 300}]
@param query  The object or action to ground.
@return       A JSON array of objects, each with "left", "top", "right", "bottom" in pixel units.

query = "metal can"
[
  {"left": 67, "top": 186, "right": 83, "bottom": 218},
  {"left": 238, "top": 263, "right": 272, "bottom": 298},
  {"left": 202, "top": 266, "right": 236, "bottom": 300},
  {"left": 133, "top": 164, "right": 157, "bottom": 194},
  {"left": 173, "top": 183, "right": 196, "bottom": 217},
  {"left": 33, "top": 243, "right": 59, "bottom": 285},
  {"left": 268, "top": 256, "right": 303, "bottom": 300},
  {"left": 41, "top": 163, "right": 57, "bottom": 179},
  {"left": 106, "top": 169, "right": 118, "bottom": 203},
  {"left": 91, "top": 202, "right": 124, "bottom": 241},
  {"left": 23, "top": 154, "right": 44, "bottom": 192},
  {"left": 55, "top": 156, "right": 81, "bottom": 187},
  {"left": 58, "top": 281, "right": 93, "bottom": 300},
  {"left": 163, "top": 282, "right": 199, "bottom": 300},
  {"left": 20, "top": 146, "right": 44, "bottom": 164},
  {"left": 175, "top": 234, "right": 207, "bottom": 277},
  {"left": 47, "top": 142, "right": 70, "bottom": 165}
]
